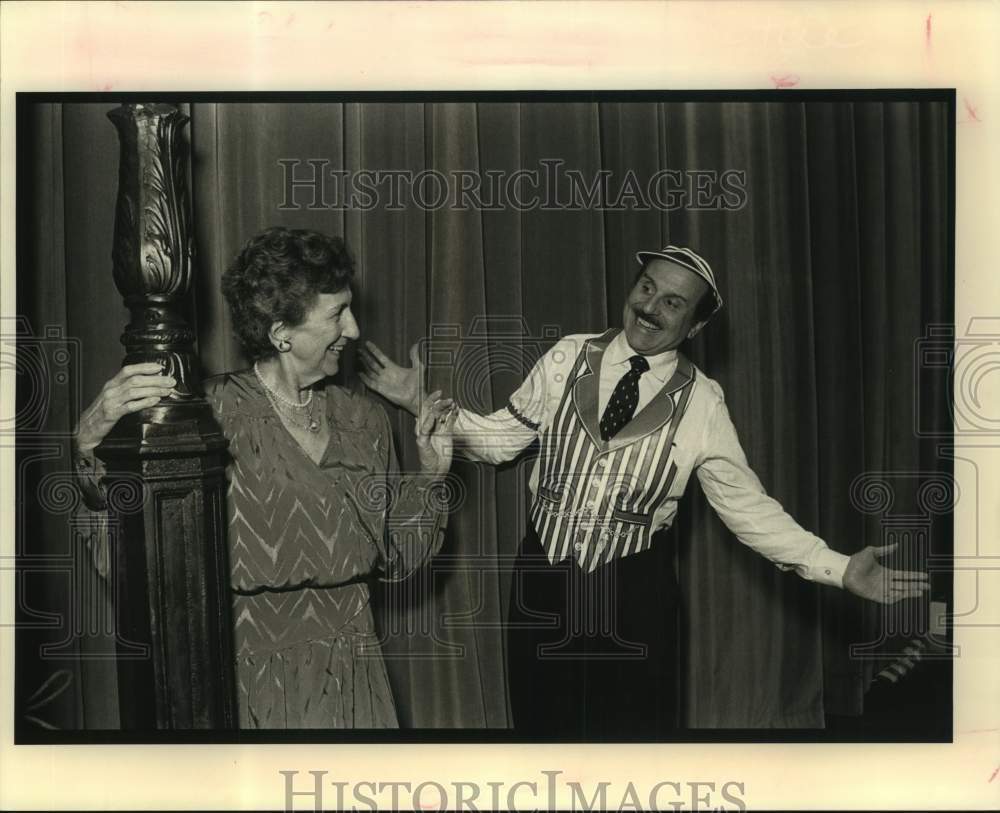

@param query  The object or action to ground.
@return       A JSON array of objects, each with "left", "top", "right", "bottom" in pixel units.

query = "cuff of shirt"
[{"left": 805, "top": 548, "right": 851, "bottom": 588}]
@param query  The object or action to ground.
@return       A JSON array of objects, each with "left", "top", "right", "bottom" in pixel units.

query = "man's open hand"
[
  {"left": 358, "top": 341, "right": 425, "bottom": 417},
  {"left": 843, "top": 543, "right": 930, "bottom": 604}
]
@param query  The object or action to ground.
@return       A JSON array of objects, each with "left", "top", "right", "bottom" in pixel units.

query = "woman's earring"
[{"left": 277, "top": 339, "right": 291, "bottom": 352}]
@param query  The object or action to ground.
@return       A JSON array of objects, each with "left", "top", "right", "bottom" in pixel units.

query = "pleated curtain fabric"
[{"left": 18, "top": 99, "right": 951, "bottom": 730}]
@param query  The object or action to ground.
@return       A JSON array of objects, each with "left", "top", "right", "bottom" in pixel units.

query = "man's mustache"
[{"left": 633, "top": 309, "right": 662, "bottom": 329}]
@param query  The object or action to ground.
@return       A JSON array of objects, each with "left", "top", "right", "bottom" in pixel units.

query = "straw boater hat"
[{"left": 635, "top": 245, "right": 723, "bottom": 317}]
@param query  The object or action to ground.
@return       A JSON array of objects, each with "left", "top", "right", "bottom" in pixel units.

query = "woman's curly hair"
[{"left": 221, "top": 227, "right": 355, "bottom": 361}]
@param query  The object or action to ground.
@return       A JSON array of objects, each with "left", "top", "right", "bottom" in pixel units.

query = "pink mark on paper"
[
  {"left": 925, "top": 13, "right": 932, "bottom": 47},
  {"left": 99, "top": 82, "right": 114, "bottom": 92},
  {"left": 417, "top": 793, "right": 443, "bottom": 810},
  {"left": 964, "top": 98, "right": 982, "bottom": 123},
  {"left": 286, "top": 13, "right": 295, "bottom": 26},
  {"left": 770, "top": 74, "right": 800, "bottom": 89},
  {"left": 989, "top": 765, "right": 999, "bottom": 783}
]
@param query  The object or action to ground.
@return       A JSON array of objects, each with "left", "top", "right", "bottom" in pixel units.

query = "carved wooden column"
[{"left": 96, "top": 103, "right": 235, "bottom": 730}]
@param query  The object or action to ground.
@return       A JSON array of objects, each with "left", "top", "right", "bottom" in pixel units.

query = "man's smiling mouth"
[{"left": 635, "top": 313, "right": 661, "bottom": 330}]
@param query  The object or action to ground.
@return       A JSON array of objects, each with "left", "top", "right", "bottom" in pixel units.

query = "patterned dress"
[
  {"left": 204, "top": 371, "right": 446, "bottom": 729},
  {"left": 77, "top": 370, "right": 446, "bottom": 729}
]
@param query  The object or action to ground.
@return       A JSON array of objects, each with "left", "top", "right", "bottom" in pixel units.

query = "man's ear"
[{"left": 687, "top": 320, "right": 707, "bottom": 340}]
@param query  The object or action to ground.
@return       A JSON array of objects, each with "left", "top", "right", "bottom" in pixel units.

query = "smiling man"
[{"left": 359, "top": 244, "right": 929, "bottom": 739}]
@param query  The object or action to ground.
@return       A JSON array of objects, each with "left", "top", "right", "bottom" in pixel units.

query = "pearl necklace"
[{"left": 253, "top": 362, "right": 322, "bottom": 433}]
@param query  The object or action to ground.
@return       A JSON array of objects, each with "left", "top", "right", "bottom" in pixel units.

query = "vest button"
[{"left": 573, "top": 541, "right": 584, "bottom": 552}]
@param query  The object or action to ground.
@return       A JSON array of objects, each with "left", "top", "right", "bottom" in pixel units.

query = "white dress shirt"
[
  {"left": 452, "top": 332, "right": 850, "bottom": 587},
  {"left": 598, "top": 331, "right": 678, "bottom": 417}
]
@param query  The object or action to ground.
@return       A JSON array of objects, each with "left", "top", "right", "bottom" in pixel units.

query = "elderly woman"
[{"left": 73, "top": 226, "right": 455, "bottom": 729}]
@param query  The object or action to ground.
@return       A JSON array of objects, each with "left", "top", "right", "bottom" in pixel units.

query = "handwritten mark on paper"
[
  {"left": 770, "top": 74, "right": 800, "bottom": 89},
  {"left": 989, "top": 765, "right": 999, "bottom": 783},
  {"left": 925, "top": 13, "right": 932, "bottom": 48},
  {"left": 963, "top": 98, "right": 982, "bottom": 124}
]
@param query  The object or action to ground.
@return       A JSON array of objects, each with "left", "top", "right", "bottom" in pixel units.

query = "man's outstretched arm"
[{"left": 695, "top": 391, "right": 929, "bottom": 604}]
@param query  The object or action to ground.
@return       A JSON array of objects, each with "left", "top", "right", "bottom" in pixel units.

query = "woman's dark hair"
[{"left": 221, "top": 227, "right": 355, "bottom": 361}]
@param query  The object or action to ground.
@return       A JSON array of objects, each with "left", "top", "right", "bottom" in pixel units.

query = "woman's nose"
[{"left": 343, "top": 309, "right": 361, "bottom": 339}]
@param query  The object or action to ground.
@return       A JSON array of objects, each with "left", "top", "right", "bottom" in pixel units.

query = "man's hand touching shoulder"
[{"left": 358, "top": 341, "right": 426, "bottom": 416}]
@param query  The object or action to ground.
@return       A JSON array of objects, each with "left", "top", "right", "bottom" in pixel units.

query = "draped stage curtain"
[{"left": 17, "top": 98, "right": 951, "bottom": 731}]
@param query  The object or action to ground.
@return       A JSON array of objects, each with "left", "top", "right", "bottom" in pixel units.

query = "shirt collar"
[{"left": 605, "top": 330, "right": 677, "bottom": 384}]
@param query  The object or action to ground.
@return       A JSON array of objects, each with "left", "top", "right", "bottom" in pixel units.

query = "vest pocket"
[
  {"left": 610, "top": 506, "right": 653, "bottom": 527},
  {"left": 537, "top": 483, "right": 563, "bottom": 504}
]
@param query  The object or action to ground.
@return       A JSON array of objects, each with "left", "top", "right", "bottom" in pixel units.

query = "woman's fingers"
[
  {"left": 111, "top": 373, "right": 175, "bottom": 392},
  {"left": 116, "top": 385, "right": 175, "bottom": 402},
  {"left": 104, "top": 387, "right": 174, "bottom": 420},
  {"left": 416, "top": 394, "right": 454, "bottom": 437},
  {"left": 77, "top": 365, "right": 172, "bottom": 451},
  {"left": 438, "top": 403, "right": 459, "bottom": 436},
  {"left": 110, "top": 362, "right": 167, "bottom": 386},
  {"left": 126, "top": 395, "right": 165, "bottom": 414},
  {"left": 122, "top": 362, "right": 166, "bottom": 376},
  {"left": 109, "top": 372, "right": 175, "bottom": 393},
  {"left": 106, "top": 378, "right": 174, "bottom": 411},
  {"left": 416, "top": 401, "right": 438, "bottom": 437}
]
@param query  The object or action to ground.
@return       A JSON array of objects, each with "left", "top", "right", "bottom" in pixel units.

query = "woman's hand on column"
[{"left": 74, "top": 362, "right": 176, "bottom": 453}]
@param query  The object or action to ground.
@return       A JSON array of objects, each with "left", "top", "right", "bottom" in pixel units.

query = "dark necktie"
[{"left": 599, "top": 354, "right": 650, "bottom": 441}]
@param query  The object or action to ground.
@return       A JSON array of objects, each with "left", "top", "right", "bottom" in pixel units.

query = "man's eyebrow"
[{"left": 641, "top": 273, "right": 688, "bottom": 301}]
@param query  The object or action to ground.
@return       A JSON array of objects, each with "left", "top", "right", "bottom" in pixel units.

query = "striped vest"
[{"left": 528, "top": 330, "right": 696, "bottom": 571}]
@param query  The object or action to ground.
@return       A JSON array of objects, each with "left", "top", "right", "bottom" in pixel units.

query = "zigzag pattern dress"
[{"left": 205, "top": 371, "right": 446, "bottom": 729}]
